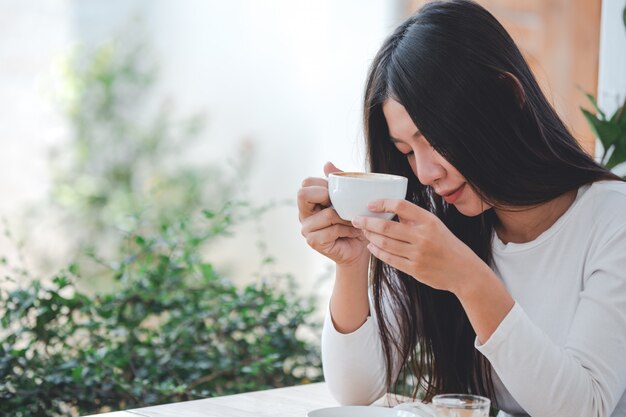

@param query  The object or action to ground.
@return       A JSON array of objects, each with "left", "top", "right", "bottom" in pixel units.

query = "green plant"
[
  {"left": 47, "top": 30, "right": 250, "bottom": 262},
  {"left": 0, "top": 24, "right": 321, "bottom": 417},
  {"left": 581, "top": 6, "right": 626, "bottom": 176},
  {"left": 0, "top": 201, "right": 322, "bottom": 417},
  {"left": 581, "top": 93, "right": 626, "bottom": 174}
]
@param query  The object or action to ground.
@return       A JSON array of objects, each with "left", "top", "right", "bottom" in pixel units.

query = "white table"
[{"left": 84, "top": 382, "right": 402, "bottom": 417}]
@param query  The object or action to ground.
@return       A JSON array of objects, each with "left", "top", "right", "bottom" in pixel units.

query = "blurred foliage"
[
  {"left": 0, "top": 203, "right": 321, "bottom": 416},
  {"left": 48, "top": 33, "right": 250, "bottom": 257},
  {"left": 1, "top": 28, "right": 321, "bottom": 417},
  {"left": 581, "top": 5, "right": 626, "bottom": 177}
]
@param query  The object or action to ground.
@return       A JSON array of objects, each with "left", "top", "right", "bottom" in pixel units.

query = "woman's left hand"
[{"left": 351, "top": 199, "right": 485, "bottom": 294}]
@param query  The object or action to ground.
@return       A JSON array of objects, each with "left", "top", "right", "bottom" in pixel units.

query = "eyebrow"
[{"left": 389, "top": 130, "right": 422, "bottom": 144}]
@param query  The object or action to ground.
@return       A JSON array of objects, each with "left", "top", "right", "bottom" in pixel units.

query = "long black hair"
[{"left": 364, "top": 0, "right": 621, "bottom": 403}]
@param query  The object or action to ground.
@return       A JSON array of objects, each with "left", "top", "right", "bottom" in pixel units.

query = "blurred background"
[
  {"left": 0, "top": 1, "right": 402, "bottom": 301},
  {"left": 1, "top": 0, "right": 624, "bottom": 306}
]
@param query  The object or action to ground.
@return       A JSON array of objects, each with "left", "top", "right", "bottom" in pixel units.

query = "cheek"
[{"left": 408, "top": 156, "right": 418, "bottom": 176}]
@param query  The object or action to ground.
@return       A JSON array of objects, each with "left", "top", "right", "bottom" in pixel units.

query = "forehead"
[{"left": 382, "top": 99, "right": 419, "bottom": 142}]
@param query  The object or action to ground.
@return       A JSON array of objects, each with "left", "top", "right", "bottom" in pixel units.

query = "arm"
[
  {"left": 453, "top": 258, "right": 514, "bottom": 345},
  {"left": 297, "top": 166, "right": 401, "bottom": 404},
  {"left": 476, "top": 226, "right": 626, "bottom": 417},
  {"left": 323, "top": 260, "right": 404, "bottom": 405},
  {"left": 352, "top": 198, "right": 514, "bottom": 343},
  {"left": 322, "top": 304, "right": 387, "bottom": 405},
  {"left": 329, "top": 259, "right": 370, "bottom": 334},
  {"left": 354, "top": 198, "right": 626, "bottom": 416}
]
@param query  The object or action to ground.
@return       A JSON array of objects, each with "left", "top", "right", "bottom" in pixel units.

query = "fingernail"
[
  {"left": 352, "top": 216, "right": 362, "bottom": 227},
  {"left": 367, "top": 201, "right": 380, "bottom": 211}
]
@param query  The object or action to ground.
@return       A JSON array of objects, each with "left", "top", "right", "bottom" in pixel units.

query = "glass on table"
[{"left": 432, "top": 394, "right": 490, "bottom": 417}]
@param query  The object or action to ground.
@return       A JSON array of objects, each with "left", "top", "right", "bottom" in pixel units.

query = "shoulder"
[
  {"left": 587, "top": 179, "right": 626, "bottom": 197},
  {"left": 578, "top": 180, "right": 626, "bottom": 253},
  {"left": 578, "top": 180, "right": 626, "bottom": 220}
]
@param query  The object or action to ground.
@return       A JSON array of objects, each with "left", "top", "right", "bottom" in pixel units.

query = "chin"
[{"left": 455, "top": 203, "right": 490, "bottom": 217}]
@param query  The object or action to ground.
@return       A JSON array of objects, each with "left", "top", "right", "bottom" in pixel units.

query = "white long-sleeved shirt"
[{"left": 321, "top": 180, "right": 626, "bottom": 417}]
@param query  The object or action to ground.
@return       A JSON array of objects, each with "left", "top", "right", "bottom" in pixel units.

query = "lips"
[{"left": 441, "top": 183, "right": 465, "bottom": 204}]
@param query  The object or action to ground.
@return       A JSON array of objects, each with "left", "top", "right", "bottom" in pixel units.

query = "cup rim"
[{"left": 328, "top": 172, "right": 407, "bottom": 181}]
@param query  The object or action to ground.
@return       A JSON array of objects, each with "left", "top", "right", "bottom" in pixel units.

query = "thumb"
[{"left": 323, "top": 161, "right": 343, "bottom": 177}]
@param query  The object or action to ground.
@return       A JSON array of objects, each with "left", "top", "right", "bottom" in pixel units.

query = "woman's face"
[{"left": 382, "top": 98, "right": 491, "bottom": 217}]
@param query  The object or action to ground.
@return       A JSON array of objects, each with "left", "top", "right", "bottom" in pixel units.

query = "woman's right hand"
[{"left": 297, "top": 162, "right": 369, "bottom": 267}]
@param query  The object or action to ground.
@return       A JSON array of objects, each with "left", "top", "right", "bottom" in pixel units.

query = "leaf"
[
  {"left": 200, "top": 263, "right": 215, "bottom": 280},
  {"left": 610, "top": 101, "right": 626, "bottom": 127},
  {"left": 582, "top": 91, "right": 605, "bottom": 120},
  {"left": 605, "top": 124, "right": 626, "bottom": 169},
  {"left": 582, "top": 108, "right": 621, "bottom": 151},
  {"left": 52, "top": 275, "right": 70, "bottom": 289},
  {"left": 72, "top": 366, "right": 85, "bottom": 382},
  {"left": 68, "top": 263, "right": 79, "bottom": 276},
  {"left": 601, "top": 102, "right": 626, "bottom": 170}
]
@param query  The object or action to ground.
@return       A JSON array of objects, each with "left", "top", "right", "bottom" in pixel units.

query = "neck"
[{"left": 494, "top": 189, "right": 578, "bottom": 244}]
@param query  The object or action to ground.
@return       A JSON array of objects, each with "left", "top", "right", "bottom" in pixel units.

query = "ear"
[{"left": 498, "top": 71, "right": 526, "bottom": 109}]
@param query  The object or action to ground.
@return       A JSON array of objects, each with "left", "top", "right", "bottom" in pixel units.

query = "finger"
[
  {"left": 297, "top": 186, "right": 331, "bottom": 219},
  {"left": 351, "top": 216, "right": 413, "bottom": 243},
  {"left": 367, "top": 199, "right": 432, "bottom": 223},
  {"left": 323, "top": 161, "right": 343, "bottom": 177},
  {"left": 301, "top": 176, "right": 328, "bottom": 187},
  {"left": 361, "top": 230, "right": 412, "bottom": 259},
  {"left": 305, "top": 224, "right": 363, "bottom": 249},
  {"left": 301, "top": 207, "right": 352, "bottom": 235},
  {"left": 367, "top": 242, "right": 413, "bottom": 275}
]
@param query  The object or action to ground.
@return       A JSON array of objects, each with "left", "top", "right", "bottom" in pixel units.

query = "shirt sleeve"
[
  {"left": 321, "top": 309, "right": 387, "bottom": 405},
  {"left": 476, "top": 225, "right": 626, "bottom": 417},
  {"left": 321, "top": 291, "right": 403, "bottom": 406}
]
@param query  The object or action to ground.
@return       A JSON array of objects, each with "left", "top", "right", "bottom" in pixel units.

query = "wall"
[{"left": 598, "top": 0, "right": 626, "bottom": 115}]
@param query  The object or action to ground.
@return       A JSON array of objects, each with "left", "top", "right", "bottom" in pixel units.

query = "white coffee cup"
[{"left": 328, "top": 172, "right": 408, "bottom": 221}]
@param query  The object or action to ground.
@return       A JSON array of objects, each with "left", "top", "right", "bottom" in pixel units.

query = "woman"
[{"left": 297, "top": 1, "right": 626, "bottom": 416}]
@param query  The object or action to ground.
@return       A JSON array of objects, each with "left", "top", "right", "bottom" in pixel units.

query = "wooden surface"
[
  {"left": 403, "top": 0, "right": 602, "bottom": 156},
  {"left": 82, "top": 383, "right": 407, "bottom": 417}
]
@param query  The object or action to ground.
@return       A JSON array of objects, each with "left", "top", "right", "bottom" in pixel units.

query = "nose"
[{"left": 412, "top": 148, "right": 445, "bottom": 186}]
